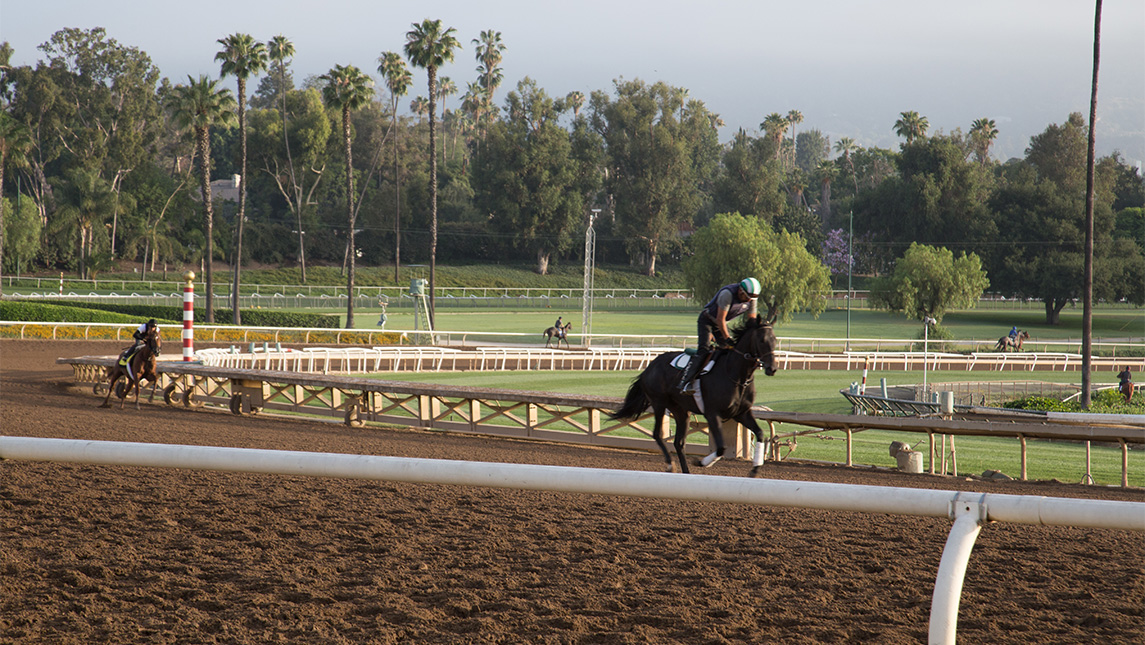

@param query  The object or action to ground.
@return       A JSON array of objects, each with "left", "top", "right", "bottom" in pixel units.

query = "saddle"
[
  {"left": 118, "top": 344, "right": 140, "bottom": 366},
  {"left": 671, "top": 352, "right": 716, "bottom": 376}
]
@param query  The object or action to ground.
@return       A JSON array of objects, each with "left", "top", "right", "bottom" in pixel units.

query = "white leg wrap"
[
  {"left": 700, "top": 451, "right": 721, "bottom": 467},
  {"left": 753, "top": 441, "right": 768, "bottom": 467}
]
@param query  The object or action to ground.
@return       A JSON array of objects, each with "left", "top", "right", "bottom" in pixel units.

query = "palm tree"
[
  {"left": 893, "top": 110, "right": 929, "bottom": 144},
  {"left": 320, "top": 64, "right": 373, "bottom": 329},
  {"left": 786, "top": 109, "right": 804, "bottom": 145},
  {"left": 760, "top": 112, "right": 788, "bottom": 159},
  {"left": 833, "top": 136, "right": 859, "bottom": 194},
  {"left": 267, "top": 34, "right": 308, "bottom": 283},
  {"left": 565, "top": 91, "right": 585, "bottom": 118},
  {"left": 472, "top": 29, "right": 505, "bottom": 134},
  {"left": 1080, "top": 0, "right": 1104, "bottom": 407},
  {"left": 216, "top": 33, "right": 268, "bottom": 326},
  {"left": 167, "top": 74, "right": 237, "bottom": 323},
  {"left": 969, "top": 117, "right": 998, "bottom": 165},
  {"left": 815, "top": 160, "right": 838, "bottom": 227},
  {"left": 53, "top": 167, "right": 117, "bottom": 280},
  {"left": 378, "top": 51, "right": 412, "bottom": 283},
  {"left": 0, "top": 113, "right": 32, "bottom": 297},
  {"left": 405, "top": 18, "right": 460, "bottom": 329},
  {"left": 410, "top": 96, "right": 430, "bottom": 121},
  {"left": 437, "top": 76, "right": 457, "bottom": 162}
]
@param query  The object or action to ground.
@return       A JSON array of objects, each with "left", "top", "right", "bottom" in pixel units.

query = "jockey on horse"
[
  {"left": 119, "top": 319, "right": 158, "bottom": 365},
  {"left": 677, "top": 277, "right": 761, "bottom": 394}
]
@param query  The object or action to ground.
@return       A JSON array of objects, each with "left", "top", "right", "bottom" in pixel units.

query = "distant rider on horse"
[
  {"left": 120, "top": 319, "right": 157, "bottom": 365},
  {"left": 677, "top": 278, "right": 760, "bottom": 393},
  {"left": 1117, "top": 367, "right": 1134, "bottom": 403}
]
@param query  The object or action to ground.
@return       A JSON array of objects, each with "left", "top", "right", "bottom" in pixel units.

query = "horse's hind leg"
[
  {"left": 650, "top": 408, "right": 674, "bottom": 472},
  {"left": 696, "top": 411, "right": 727, "bottom": 469}
]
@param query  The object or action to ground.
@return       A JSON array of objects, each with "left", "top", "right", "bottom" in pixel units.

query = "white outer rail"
[{"left": 1, "top": 436, "right": 1142, "bottom": 644}]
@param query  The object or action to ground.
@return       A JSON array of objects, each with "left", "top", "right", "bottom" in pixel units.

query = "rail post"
[{"left": 182, "top": 271, "right": 195, "bottom": 361}]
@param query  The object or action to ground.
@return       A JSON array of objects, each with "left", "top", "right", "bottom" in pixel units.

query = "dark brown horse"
[
  {"left": 101, "top": 327, "right": 162, "bottom": 409},
  {"left": 543, "top": 322, "right": 573, "bottom": 348},
  {"left": 609, "top": 315, "right": 778, "bottom": 476},
  {"left": 994, "top": 330, "right": 1029, "bottom": 352}
]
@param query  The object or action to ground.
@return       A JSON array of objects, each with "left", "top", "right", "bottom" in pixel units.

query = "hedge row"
[
  {"left": 0, "top": 301, "right": 153, "bottom": 324},
  {"left": 1005, "top": 389, "right": 1144, "bottom": 414},
  {"left": 20, "top": 300, "right": 339, "bottom": 329}
]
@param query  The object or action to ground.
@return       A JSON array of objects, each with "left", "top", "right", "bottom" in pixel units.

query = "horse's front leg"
[
  {"left": 736, "top": 411, "right": 770, "bottom": 477},
  {"left": 100, "top": 373, "right": 118, "bottom": 408},
  {"left": 698, "top": 411, "right": 725, "bottom": 468},
  {"left": 671, "top": 408, "right": 691, "bottom": 474}
]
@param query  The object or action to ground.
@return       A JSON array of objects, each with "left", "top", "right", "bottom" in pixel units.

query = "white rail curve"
[{"left": 1, "top": 436, "right": 1141, "bottom": 645}]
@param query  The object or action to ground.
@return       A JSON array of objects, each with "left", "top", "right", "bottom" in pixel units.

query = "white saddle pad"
[{"left": 670, "top": 353, "right": 714, "bottom": 375}]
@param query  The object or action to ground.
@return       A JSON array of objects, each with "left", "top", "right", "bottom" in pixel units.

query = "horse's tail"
[{"left": 609, "top": 378, "right": 650, "bottom": 421}]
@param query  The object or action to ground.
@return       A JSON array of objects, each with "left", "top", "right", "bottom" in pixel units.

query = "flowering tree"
[{"left": 821, "top": 228, "right": 851, "bottom": 284}]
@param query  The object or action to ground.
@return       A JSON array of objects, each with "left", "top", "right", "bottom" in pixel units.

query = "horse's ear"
[{"left": 764, "top": 304, "right": 778, "bottom": 326}]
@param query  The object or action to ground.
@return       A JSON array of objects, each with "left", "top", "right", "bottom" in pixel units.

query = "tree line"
[{"left": 0, "top": 25, "right": 1142, "bottom": 326}]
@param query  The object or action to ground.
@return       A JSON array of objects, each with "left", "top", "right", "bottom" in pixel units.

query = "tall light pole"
[
  {"left": 582, "top": 208, "right": 600, "bottom": 347},
  {"left": 922, "top": 316, "right": 937, "bottom": 394},
  {"left": 846, "top": 208, "right": 853, "bottom": 352}
]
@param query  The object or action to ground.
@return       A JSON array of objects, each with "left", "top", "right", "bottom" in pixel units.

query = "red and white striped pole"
[{"left": 182, "top": 271, "right": 195, "bottom": 362}]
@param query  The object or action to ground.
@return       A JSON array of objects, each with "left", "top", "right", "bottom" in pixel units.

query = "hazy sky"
[{"left": 4, "top": 0, "right": 1144, "bottom": 163}]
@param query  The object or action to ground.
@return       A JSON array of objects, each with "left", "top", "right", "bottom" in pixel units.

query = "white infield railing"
[{"left": 1, "top": 436, "right": 1141, "bottom": 645}]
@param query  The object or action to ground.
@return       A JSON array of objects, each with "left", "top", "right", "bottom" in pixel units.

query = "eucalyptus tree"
[
  {"left": 378, "top": 51, "right": 412, "bottom": 283},
  {"left": 0, "top": 112, "right": 32, "bottom": 295},
  {"left": 266, "top": 34, "right": 311, "bottom": 282},
  {"left": 319, "top": 64, "right": 373, "bottom": 329},
  {"left": 216, "top": 32, "right": 268, "bottom": 325},
  {"left": 893, "top": 110, "right": 929, "bottom": 144},
  {"left": 969, "top": 118, "right": 998, "bottom": 165},
  {"left": 405, "top": 18, "right": 460, "bottom": 328},
  {"left": 712, "top": 129, "right": 784, "bottom": 221},
  {"left": 37, "top": 27, "right": 163, "bottom": 256},
  {"left": 167, "top": 74, "right": 237, "bottom": 323},
  {"left": 471, "top": 78, "right": 584, "bottom": 274},
  {"left": 591, "top": 78, "right": 720, "bottom": 275}
]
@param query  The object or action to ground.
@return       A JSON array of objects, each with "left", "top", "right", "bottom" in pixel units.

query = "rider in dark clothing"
[
  {"left": 676, "top": 278, "right": 761, "bottom": 393},
  {"left": 1117, "top": 367, "right": 1134, "bottom": 402},
  {"left": 120, "top": 319, "right": 157, "bottom": 363}
]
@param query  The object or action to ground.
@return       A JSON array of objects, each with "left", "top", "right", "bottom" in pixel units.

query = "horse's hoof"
[
  {"left": 749, "top": 466, "right": 764, "bottom": 478},
  {"left": 99, "top": 403, "right": 111, "bottom": 409}
]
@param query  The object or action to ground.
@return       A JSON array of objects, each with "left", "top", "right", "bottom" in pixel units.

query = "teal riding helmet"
[{"left": 739, "top": 277, "right": 761, "bottom": 297}]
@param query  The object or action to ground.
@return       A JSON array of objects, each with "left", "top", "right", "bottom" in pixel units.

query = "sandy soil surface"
[{"left": 1, "top": 339, "right": 1142, "bottom": 644}]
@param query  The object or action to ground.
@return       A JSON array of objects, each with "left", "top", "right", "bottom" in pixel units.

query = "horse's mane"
[{"left": 728, "top": 315, "right": 766, "bottom": 346}]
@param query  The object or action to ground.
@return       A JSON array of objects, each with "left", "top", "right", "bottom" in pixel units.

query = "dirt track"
[{"left": 2, "top": 339, "right": 1143, "bottom": 644}]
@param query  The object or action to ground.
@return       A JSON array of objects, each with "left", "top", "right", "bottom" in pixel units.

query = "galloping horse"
[
  {"left": 994, "top": 330, "right": 1029, "bottom": 352},
  {"left": 101, "top": 326, "right": 162, "bottom": 409},
  {"left": 543, "top": 322, "right": 573, "bottom": 348},
  {"left": 609, "top": 315, "right": 778, "bottom": 476}
]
